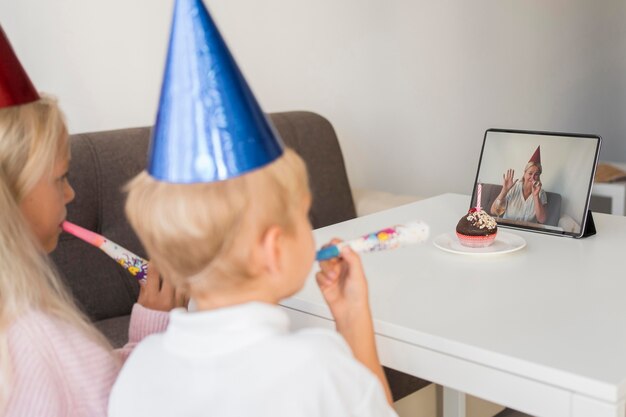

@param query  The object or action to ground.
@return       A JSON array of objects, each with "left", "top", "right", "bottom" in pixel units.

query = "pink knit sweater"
[{"left": 4, "top": 303, "right": 169, "bottom": 417}]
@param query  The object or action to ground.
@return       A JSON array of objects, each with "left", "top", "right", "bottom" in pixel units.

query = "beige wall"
[{"left": 2, "top": 0, "right": 625, "bottom": 197}]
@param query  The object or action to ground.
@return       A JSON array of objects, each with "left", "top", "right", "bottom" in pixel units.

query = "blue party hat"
[{"left": 148, "top": 0, "right": 284, "bottom": 183}]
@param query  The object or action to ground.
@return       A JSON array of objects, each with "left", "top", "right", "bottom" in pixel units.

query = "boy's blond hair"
[{"left": 125, "top": 148, "right": 310, "bottom": 293}]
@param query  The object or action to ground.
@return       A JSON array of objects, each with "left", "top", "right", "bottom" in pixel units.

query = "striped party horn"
[
  {"left": 315, "top": 221, "right": 430, "bottom": 261},
  {"left": 62, "top": 221, "right": 148, "bottom": 282}
]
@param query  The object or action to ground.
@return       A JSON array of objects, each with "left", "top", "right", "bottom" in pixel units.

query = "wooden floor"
[
  {"left": 393, "top": 384, "right": 536, "bottom": 417},
  {"left": 494, "top": 409, "right": 533, "bottom": 417}
]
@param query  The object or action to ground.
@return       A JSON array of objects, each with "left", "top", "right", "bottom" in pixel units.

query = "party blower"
[
  {"left": 315, "top": 222, "right": 430, "bottom": 261},
  {"left": 62, "top": 221, "right": 148, "bottom": 282}
]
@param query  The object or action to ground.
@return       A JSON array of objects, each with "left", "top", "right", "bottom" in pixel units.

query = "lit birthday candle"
[
  {"left": 315, "top": 221, "right": 430, "bottom": 261},
  {"left": 62, "top": 221, "right": 148, "bottom": 282}
]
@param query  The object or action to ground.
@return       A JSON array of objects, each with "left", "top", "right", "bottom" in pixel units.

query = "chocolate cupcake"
[{"left": 456, "top": 208, "right": 498, "bottom": 247}]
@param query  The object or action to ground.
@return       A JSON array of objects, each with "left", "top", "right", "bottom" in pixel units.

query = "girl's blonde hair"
[
  {"left": 125, "top": 148, "right": 310, "bottom": 294},
  {"left": 0, "top": 96, "right": 112, "bottom": 409}
]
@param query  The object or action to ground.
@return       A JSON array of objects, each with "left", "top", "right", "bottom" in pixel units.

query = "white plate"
[{"left": 433, "top": 231, "right": 526, "bottom": 255}]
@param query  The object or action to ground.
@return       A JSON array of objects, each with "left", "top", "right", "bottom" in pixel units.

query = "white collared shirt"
[
  {"left": 503, "top": 181, "right": 547, "bottom": 222},
  {"left": 109, "top": 302, "right": 397, "bottom": 417}
]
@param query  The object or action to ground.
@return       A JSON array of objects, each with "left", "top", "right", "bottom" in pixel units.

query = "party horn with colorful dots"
[
  {"left": 315, "top": 222, "right": 430, "bottom": 261},
  {"left": 62, "top": 221, "right": 148, "bottom": 282}
]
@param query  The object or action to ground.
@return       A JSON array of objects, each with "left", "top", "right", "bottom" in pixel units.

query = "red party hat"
[
  {"left": 0, "top": 26, "right": 40, "bottom": 109},
  {"left": 528, "top": 146, "right": 541, "bottom": 164}
]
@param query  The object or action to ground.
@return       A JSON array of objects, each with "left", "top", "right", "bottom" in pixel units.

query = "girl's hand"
[
  {"left": 316, "top": 239, "right": 369, "bottom": 325},
  {"left": 137, "top": 263, "right": 187, "bottom": 312}
]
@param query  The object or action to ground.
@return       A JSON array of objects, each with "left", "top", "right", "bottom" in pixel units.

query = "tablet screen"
[{"left": 472, "top": 129, "right": 601, "bottom": 238}]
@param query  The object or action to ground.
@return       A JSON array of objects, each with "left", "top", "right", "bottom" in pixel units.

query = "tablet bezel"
[{"left": 471, "top": 128, "right": 602, "bottom": 239}]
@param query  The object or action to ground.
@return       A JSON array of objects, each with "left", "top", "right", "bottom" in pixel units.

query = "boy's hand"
[
  {"left": 316, "top": 239, "right": 370, "bottom": 326},
  {"left": 137, "top": 263, "right": 187, "bottom": 312},
  {"left": 316, "top": 240, "right": 393, "bottom": 405}
]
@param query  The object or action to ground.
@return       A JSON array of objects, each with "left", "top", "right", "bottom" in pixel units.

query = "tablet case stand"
[{"left": 579, "top": 210, "right": 596, "bottom": 238}]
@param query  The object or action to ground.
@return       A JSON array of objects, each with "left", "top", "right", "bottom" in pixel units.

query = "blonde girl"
[{"left": 0, "top": 28, "right": 176, "bottom": 417}]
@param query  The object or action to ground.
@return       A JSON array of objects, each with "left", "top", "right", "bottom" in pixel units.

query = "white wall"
[{"left": 2, "top": 0, "right": 625, "bottom": 197}]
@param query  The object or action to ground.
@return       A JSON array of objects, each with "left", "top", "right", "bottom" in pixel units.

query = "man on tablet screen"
[{"left": 490, "top": 146, "right": 548, "bottom": 224}]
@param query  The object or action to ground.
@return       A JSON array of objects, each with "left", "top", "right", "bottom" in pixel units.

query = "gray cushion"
[
  {"left": 270, "top": 111, "right": 356, "bottom": 227},
  {"left": 93, "top": 314, "right": 132, "bottom": 349}
]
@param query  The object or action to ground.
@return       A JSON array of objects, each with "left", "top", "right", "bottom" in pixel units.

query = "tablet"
[{"left": 471, "top": 128, "right": 601, "bottom": 238}]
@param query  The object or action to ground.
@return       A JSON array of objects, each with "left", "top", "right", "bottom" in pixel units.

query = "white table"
[{"left": 281, "top": 193, "right": 626, "bottom": 417}]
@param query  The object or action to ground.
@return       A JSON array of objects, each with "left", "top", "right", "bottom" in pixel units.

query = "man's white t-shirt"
[{"left": 109, "top": 302, "right": 397, "bottom": 417}]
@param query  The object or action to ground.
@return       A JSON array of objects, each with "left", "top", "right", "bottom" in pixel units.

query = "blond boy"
[
  {"left": 108, "top": 148, "right": 397, "bottom": 417},
  {"left": 110, "top": 0, "right": 397, "bottom": 414}
]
